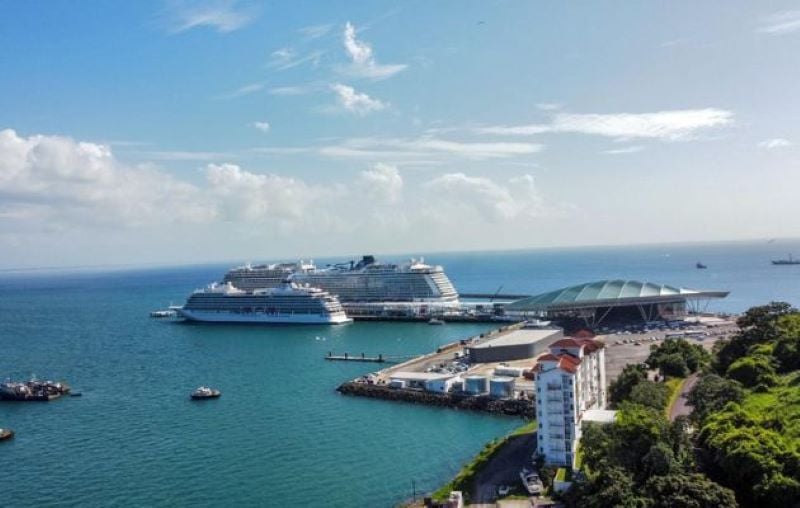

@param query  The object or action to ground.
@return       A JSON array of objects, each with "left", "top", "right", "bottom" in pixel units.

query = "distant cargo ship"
[
  {"left": 177, "top": 281, "right": 352, "bottom": 325},
  {"left": 223, "top": 255, "right": 459, "bottom": 303},
  {"left": 772, "top": 254, "right": 800, "bottom": 265}
]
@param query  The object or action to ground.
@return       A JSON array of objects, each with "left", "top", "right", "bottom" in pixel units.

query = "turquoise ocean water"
[{"left": 1, "top": 240, "right": 799, "bottom": 507}]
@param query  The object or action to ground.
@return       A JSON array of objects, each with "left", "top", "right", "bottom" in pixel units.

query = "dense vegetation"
[
  {"left": 565, "top": 302, "right": 800, "bottom": 507},
  {"left": 694, "top": 303, "right": 800, "bottom": 506},
  {"left": 646, "top": 337, "right": 710, "bottom": 378},
  {"left": 562, "top": 402, "right": 736, "bottom": 507}
]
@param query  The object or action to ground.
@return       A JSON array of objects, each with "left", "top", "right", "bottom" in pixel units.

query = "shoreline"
[{"left": 337, "top": 381, "right": 535, "bottom": 417}]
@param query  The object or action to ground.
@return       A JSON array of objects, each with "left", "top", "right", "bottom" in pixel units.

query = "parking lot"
[{"left": 599, "top": 316, "right": 739, "bottom": 381}]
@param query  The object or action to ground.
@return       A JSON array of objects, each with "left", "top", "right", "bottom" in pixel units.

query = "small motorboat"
[
  {"left": 0, "top": 428, "right": 14, "bottom": 441},
  {"left": 191, "top": 386, "right": 221, "bottom": 400},
  {"left": 696, "top": 262, "right": 708, "bottom": 269},
  {"left": 428, "top": 318, "right": 445, "bottom": 325}
]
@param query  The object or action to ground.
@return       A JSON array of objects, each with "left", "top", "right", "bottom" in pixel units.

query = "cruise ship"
[
  {"left": 223, "top": 255, "right": 459, "bottom": 303},
  {"left": 177, "top": 281, "right": 352, "bottom": 325}
]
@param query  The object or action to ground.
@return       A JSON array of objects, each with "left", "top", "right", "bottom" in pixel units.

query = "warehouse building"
[{"left": 467, "top": 327, "right": 563, "bottom": 363}]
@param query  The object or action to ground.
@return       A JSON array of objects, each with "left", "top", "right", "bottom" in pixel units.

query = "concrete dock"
[{"left": 336, "top": 315, "right": 739, "bottom": 416}]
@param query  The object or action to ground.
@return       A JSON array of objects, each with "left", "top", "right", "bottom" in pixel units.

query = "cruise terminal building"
[{"left": 506, "top": 279, "right": 729, "bottom": 327}]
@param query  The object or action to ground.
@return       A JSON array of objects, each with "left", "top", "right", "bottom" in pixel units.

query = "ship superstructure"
[
  {"left": 223, "top": 255, "right": 459, "bottom": 304},
  {"left": 178, "top": 281, "right": 351, "bottom": 325}
]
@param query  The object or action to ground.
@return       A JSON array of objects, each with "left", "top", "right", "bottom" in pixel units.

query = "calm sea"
[{"left": 1, "top": 240, "right": 798, "bottom": 507}]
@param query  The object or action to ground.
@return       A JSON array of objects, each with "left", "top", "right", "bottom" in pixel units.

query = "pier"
[
  {"left": 325, "top": 352, "right": 417, "bottom": 363},
  {"left": 326, "top": 352, "right": 387, "bottom": 363}
]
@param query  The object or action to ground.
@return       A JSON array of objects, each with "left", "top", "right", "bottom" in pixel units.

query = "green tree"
[
  {"left": 726, "top": 355, "right": 778, "bottom": 388},
  {"left": 773, "top": 316, "right": 800, "bottom": 372},
  {"left": 668, "top": 416, "right": 696, "bottom": 469},
  {"left": 647, "top": 338, "right": 709, "bottom": 377},
  {"left": 579, "top": 421, "right": 615, "bottom": 473},
  {"left": 698, "top": 403, "right": 800, "bottom": 507},
  {"left": 659, "top": 353, "right": 689, "bottom": 378},
  {"left": 609, "top": 364, "right": 647, "bottom": 407},
  {"left": 686, "top": 374, "right": 745, "bottom": 424},
  {"left": 715, "top": 302, "right": 796, "bottom": 373},
  {"left": 628, "top": 381, "right": 670, "bottom": 410},
  {"left": 613, "top": 404, "right": 672, "bottom": 478},
  {"left": 753, "top": 473, "right": 800, "bottom": 508},
  {"left": 562, "top": 467, "right": 648, "bottom": 508},
  {"left": 644, "top": 474, "right": 737, "bottom": 508},
  {"left": 641, "top": 442, "right": 676, "bottom": 477}
]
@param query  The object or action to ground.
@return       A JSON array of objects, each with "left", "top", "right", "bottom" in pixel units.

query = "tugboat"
[
  {"left": 772, "top": 254, "right": 800, "bottom": 265},
  {"left": 0, "top": 428, "right": 14, "bottom": 441},
  {"left": 696, "top": 262, "right": 708, "bottom": 269},
  {"left": 190, "top": 386, "right": 221, "bottom": 400}
]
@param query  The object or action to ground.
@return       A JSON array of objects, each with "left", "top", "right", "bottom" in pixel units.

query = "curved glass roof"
[{"left": 508, "top": 279, "right": 727, "bottom": 310}]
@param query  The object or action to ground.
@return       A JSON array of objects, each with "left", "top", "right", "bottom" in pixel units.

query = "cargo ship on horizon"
[{"left": 772, "top": 254, "right": 800, "bottom": 265}]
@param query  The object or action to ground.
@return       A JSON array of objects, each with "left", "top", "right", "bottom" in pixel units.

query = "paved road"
[
  {"left": 470, "top": 432, "right": 537, "bottom": 504},
  {"left": 669, "top": 373, "right": 699, "bottom": 421}
]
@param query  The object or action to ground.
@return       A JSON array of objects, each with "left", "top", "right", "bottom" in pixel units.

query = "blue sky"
[{"left": 1, "top": 1, "right": 799, "bottom": 268}]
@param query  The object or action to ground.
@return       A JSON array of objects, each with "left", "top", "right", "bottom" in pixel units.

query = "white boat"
[
  {"left": 191, "top": 386, "right": 221, "bottom": 400},
  {"left": 223, "top": 255, "right": 459, "bottom": 304},
  {"left": 177, "top": 281, "right": 352, "bottom": 325},
  {"left": 428, "top": 318, "right": 445, "bottom": 325}
]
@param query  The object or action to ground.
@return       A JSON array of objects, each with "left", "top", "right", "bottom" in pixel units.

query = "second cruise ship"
[
  {"left": 223, "top": 255, "right": 459, "bottom": 303},
  {"left": 178, "top": 281, "right": 352, "bottom": 325}
]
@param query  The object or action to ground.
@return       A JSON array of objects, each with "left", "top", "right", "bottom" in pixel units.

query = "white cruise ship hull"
[{"left": 178, "top": 309, "right": 352, "bottom": 325}]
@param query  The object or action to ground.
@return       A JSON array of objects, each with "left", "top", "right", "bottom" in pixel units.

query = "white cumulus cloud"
[
  {"left": 205, "top": 163, "right": 319, "bottom": 223},
  {"left": 330, "top": 84, "right": 386, "bottom": 115},
  {"left": 422, "top": 173, "right": 548, "bottom": 222},
  {"left": 357, "top": 163, "right": 403, "bottom": 204},
  {"left": 0, "top": 128, "right": 572, "bottom": 266},
  {"left": 0, "top": 129, "right": 212, "bottom": 228},
  {"left": 253, "top": 121, "right": 270, "bottom": 133}
]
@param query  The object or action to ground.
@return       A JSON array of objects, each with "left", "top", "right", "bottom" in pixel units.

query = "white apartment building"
[{"left": 534, "top": 337, "right": 607, "bottom": 468}]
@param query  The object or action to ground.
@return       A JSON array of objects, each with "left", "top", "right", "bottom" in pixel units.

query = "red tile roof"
[
  {"left": 550, "top": 337, "right": 604, "bottom": 354},
  {"left": 535, "top": 351, "right": 582, "bottom": 374}
]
